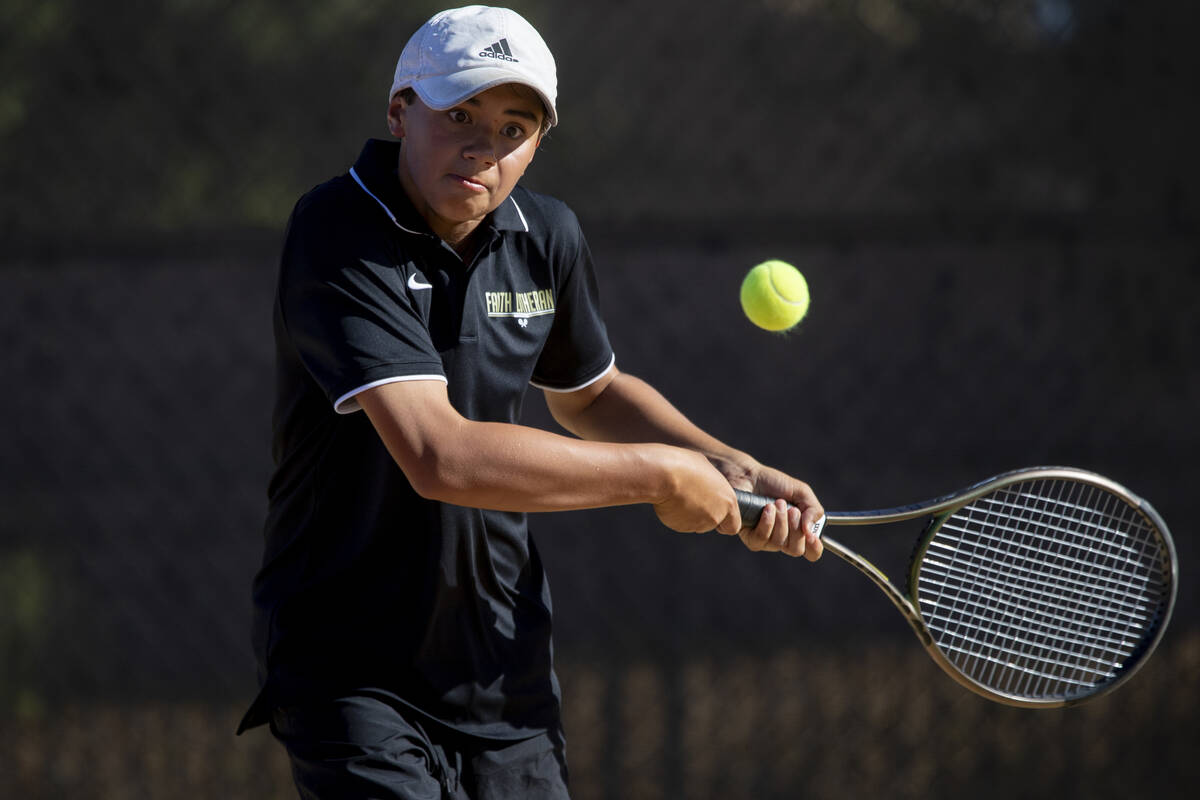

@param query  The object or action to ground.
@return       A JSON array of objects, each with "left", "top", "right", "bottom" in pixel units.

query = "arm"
[
  {"left": 356, "top": 376, "right": 742, "bottom": 534},
  {"left": 545, "top": 367, "right": 824, "bottom": 560}
]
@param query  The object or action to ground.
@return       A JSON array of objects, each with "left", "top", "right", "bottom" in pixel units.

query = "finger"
[
  {"left": 712, "top": 484, "right": 743, "bottom": 535},
  {"left": 740, "top": 500, "right": 776, "bottom": 552},
  {"left": 803, "top": 509, "right": 825, "bottom": 562},
  {"left": 767, "top": 498, "right": 790, "bottom": 551},
  {"left": 715, "top": 505, "right": 742, "bottom": 536},
  {"left": 764, "top": 498, "right": 792, "bottom": 552},
  {"left": 804, "top": 536, "right": 824, "bottom": 562},
  {"left": 779, "top": 504, "right": 807, "bottom": 558}
]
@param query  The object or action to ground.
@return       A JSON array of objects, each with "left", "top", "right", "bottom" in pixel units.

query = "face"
[{"left": 387, "top": 84, "right": 544, "bottom": 248}]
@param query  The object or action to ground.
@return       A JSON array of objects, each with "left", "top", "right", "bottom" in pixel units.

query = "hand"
[
  {"left": 650, "top": 446, "right": 742, "bottom": 534},
  {"left": 730, "top": 462, "right": 824, "bottom": 561}
]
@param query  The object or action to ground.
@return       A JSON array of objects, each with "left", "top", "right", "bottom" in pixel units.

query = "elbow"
[
  {"left": 402, "top": 454, "right": 457, "bottom": 503},
  {"left": 400, "top": 445, "right": 475, "bottom": 504},
  {"left": 404, "top": 467, "right": 442, "bottom": 502}
]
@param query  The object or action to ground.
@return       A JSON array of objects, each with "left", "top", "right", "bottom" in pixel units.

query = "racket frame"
[{"left": 741, "top": 466, "right": 1178, "bottom": 708}]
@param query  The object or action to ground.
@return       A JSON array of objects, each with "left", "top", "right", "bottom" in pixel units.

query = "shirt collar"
[{"left": 349, "top": 138, "right": 530, "bottom": 238}]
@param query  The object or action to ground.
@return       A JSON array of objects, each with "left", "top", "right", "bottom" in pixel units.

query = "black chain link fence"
[{"left": 2, "top": 1, "right": 1197, "bottom": 798}]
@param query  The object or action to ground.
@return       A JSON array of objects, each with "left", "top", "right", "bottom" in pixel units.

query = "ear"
[{"left": 386, "top": 94, "right": 407, "bottom": 139}]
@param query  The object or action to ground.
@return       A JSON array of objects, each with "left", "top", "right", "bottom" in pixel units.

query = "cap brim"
[{"left": 409, "top": 67, "right": 557, "bottom": 127}]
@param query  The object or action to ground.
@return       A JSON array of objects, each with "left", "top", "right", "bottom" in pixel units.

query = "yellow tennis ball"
[{"left": 740, "top": 260, "right": 810, "bottom": 332}]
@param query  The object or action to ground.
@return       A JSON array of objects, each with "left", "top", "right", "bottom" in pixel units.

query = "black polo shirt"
[{"left": 241, "top": 139, "right": 614, "bottom": 739}]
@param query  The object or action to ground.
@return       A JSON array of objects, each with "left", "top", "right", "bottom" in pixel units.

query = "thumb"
[{"left": 715, "top": 496, "right": 747, "bottom": 536}]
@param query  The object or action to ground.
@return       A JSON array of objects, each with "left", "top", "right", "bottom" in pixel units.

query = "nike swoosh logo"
[{"left": 407, "top": 273, "right": 433, "bottom": 290}]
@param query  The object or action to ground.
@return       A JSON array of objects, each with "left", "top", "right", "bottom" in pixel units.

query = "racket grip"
[
  {"left": 734, "top": 490, "right": 827, "bottom": 537},
  {"left": 734, "top": 489, "right": 773, "bottom": 525}
]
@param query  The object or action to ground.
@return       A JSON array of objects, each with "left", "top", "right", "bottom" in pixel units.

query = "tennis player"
[{"left": 238, "top": 6, "right": 823, "bottom": 798}]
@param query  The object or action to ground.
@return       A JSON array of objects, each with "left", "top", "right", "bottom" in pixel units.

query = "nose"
[{"left": 462, "top": 131, "right": 497, "bottom": 165}]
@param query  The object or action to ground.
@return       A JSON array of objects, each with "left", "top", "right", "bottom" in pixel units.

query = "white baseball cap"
[{"left": 390, "top": 6, "right": 558, "bottom": 128}]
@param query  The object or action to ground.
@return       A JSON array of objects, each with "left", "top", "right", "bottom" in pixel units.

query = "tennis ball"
[{"left": 740, "top": 260, "right": 810, "bottom": 332}]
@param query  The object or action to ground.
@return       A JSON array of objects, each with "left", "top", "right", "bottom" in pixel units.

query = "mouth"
[{"left": 450, "top": 174, "right": 488, "bottom": 193}]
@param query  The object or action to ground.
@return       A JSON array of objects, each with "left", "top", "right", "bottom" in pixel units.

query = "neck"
[
  {"left": 394, "top": 152, "right": 485, "bottom": 258},
  {"left": 446, "top": 226, "right": 483, "bottom": 260}
]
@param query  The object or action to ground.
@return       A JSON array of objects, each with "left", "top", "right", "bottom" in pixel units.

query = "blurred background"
[{"left": 2, "top": 0, "right": 1197, "bottom": 797}]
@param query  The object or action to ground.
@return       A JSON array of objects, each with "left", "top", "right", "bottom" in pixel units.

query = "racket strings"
[
  {"left": 919, "top": 559, "right": 1146, "bottom": 660},
  {"left": 950, "top": 482, "right": 1156, "bottom": 695},
  {"left": 914, "top": 478, "right": 1172, "bottom": 702},
  {"left": 956, "top": 483, "right": 1161, "bottom": 696}
]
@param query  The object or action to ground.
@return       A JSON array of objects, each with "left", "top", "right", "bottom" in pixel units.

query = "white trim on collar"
[
  {"left": 509, "top": 196, "right": 530, "bottom": 232},
  {"left": 351, "top": 166, "right": 530, "bottom": 235},
  {"left": 349, "top": 167, "right": 425, "bottom": 236}
]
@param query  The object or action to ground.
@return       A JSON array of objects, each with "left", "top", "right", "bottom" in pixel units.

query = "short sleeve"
[
  {"left": 276, "top": 192, "right": 446, "bottom": 412},
  {"left": 529, "top": 218, "right": 614, "bottom": 391}
]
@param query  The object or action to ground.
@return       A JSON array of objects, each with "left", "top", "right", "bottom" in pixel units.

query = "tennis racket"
[{"left": 737, "top": 466, "right": 1178, "bottom": 707}]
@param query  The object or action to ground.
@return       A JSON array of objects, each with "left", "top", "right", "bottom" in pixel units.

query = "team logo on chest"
[{"left": 485, "top": 288, "right": 555, "bottom": 327}]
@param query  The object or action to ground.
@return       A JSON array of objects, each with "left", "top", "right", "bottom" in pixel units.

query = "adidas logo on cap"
[{"left": 480, "top": 38, "right": 518, "bottom": 62}]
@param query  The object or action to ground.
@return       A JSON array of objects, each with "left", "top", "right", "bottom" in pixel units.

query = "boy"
[{"left": 239, "top": 6, "right": 823, "bottom": 798}]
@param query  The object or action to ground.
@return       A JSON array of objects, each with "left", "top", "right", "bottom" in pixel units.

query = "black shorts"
[{"left": 269, "top": 692, "right": 570, "bottom": 800}]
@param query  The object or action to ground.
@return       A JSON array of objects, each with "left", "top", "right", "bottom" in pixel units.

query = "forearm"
[
  {"left": 423, "top": 420, "right": 697, "bottom": 511},
  {"left": 551, "top": 372, "right": 825, "bottom": 557},
  {"left": 361, "top": 383, "right": 697, "bottom": 513},
  {"left": 549, "top": 372, "right": 758, "bottom": 483}
]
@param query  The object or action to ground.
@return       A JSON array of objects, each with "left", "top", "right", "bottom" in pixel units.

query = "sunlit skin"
[{"left": 387, "top": 84, "right": 544, "bottom": 256}]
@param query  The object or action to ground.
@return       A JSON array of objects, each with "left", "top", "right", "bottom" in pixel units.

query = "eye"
[
  {"left": 447, "top": 109, "right": 470, "bottom": 124},
  {"left": 501, "top": 123, "right": 528, "bottom": 140}
]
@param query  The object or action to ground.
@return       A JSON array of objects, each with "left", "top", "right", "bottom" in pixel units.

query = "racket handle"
[
  {"left": 734, "top": 489, "right": 827, "bottom": 537},
  {"left": 735, "top": 489, "right": 773, "bottom": 524}
]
